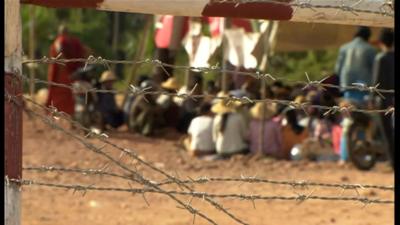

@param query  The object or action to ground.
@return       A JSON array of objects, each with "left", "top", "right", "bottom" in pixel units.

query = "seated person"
[
  {"left": 176, "top": 73, "right": 203, "bottom": 133},
  {"left": 96, "top": 70, "right": 124, "bottom": 130},
  {"left": 183, "top": 102, "right": 215, "bottom": 156},
  {"left": 280, "top": 108, "right": 309, "bottom": 160},
  {"left": 128, "top": 80, "right": 162, "bottom": 136},
  {"left": 205, "top": 80, "right": 219, "bottom": 95},
  {"left": 157, "top": 77, "right": 181, "bottom": 128},
  {"left": 71, "top": 66, "right": 98, "bottom": 127},
  {"left": 123, "top": 74, "right": 149, "bottom": 123},
  {"left": 212, "top": 100, "right": 249, "bottom": 158},
  {"left": 248, "top": 102, "right": 283, "bottom": 158}
]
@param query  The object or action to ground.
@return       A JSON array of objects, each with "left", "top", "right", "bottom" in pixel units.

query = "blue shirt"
[{"left": 335, "top": 37, "right": 377, "bottom": 102}]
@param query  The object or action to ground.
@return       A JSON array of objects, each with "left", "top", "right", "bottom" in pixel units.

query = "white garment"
[
  {"left": 174, "top": 86, "right": 188, "bottom": 106},
  {"left": 156, "top": 95, "right": 172, "bottom": 108},
  {"left": 224, "top": 28, "right": 260, "bottom": 69},
  {"left": 213, "top": 113, "right": 248, "bottom": 155},
  {"left": 188, "top": 116, "right": 215, "bottom": 151}
]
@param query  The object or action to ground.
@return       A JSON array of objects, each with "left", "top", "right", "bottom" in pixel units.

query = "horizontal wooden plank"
[{"left": 21, "top": 0, "right": 393, "bottom": 27}]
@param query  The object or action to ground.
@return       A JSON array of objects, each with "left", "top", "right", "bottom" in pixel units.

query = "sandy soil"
[{"left": 21, "top": 113, "right": 394, "bottom": 225}]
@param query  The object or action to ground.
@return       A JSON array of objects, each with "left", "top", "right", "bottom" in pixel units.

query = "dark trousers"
[
  {"left": 103, "top": 110, "right": 124, "bottom": 129},
  {"left": 380, "top": 98, "right": 394, "bottom": 167}
]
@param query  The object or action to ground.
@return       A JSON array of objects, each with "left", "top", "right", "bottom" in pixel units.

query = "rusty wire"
[
  {"left": 16, "top": 74, "right": 396, "bottom": 117},
  {"left": 24, "top": 166, "right": 395, "bottom": 191},
  {"left": 210, "top": 0, "right": 394, "bottom": 17},
  {"left": 7, "top": 178, "right": 395, "bottom": 205},
  {"left": 21, "top": 57, "right": 395, "bottom": 95}
]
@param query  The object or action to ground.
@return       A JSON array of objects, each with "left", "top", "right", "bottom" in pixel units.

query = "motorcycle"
[{"left": 346, "top": 95, "right": 391, "bottom": 170}]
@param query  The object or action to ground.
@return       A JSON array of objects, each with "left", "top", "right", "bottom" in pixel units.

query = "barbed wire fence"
[
  {"left": 6, "top": 51, "right": 395, "bottom": 224},
  {"left": 210, "top": 0, "right": 394, "bottom": 17},
  {"left": 4, "top": 0, "right": 395, "bottom": 224}
]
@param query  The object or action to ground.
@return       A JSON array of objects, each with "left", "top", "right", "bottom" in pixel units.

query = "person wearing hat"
[
  {"left": 95, "top": 70, "right": 124, "bottom": 130},
  {"left": 335, "top": 26, "right": 377, "bottom": 104},
  {"left": 247, "top": 102, "right": 283, "bottom": 158},
  {"left": 157, "top": 77, "right": 181, "bottom": 129},
  {"left": 211, "top": 100, "right": 248, "bottom": 157}
]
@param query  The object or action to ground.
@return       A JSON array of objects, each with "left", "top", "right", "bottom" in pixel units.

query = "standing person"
[
  {"left": 335, "top": 26, "right": 377, "bottom": 103},
  {"left": 46, "top": 25, "right": 87, "bottom": 115},
  {"left": 372, "top": 28, "right": 394, "bottom": 168},
  {"left": 212, "top": 101, "right": 248, "bottom": 158},
  {"left": 183, "top": 102, "right": 215, "bottom": 156},
  {"left": 335, "top": 27, "right": 377, "bottom": 164},
  {"left": 248, "top": 103, "right": 283, "bottom": 158}
]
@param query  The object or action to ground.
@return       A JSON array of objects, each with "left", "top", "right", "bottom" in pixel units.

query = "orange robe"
[
  {"left": 46, "top": 34, "right": 85, "bottom": 115},
  {"left": 281, "top": 125, "right": 309, "bottom": 160}
]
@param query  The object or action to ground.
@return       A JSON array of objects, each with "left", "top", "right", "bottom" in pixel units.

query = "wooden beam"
[
  {"left": 5, "top": 0, "right": 23, "bottom": 225},
  {"left": 28, "top": 5, "right": 36, "bottom": 97},
  {"left": 21, "top": 0, "right": 394, "bottom": 28}
]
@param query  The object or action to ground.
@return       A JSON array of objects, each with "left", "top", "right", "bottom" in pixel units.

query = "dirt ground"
[{"left": 21, "top": 113, "right": 394, "bottom": 225}]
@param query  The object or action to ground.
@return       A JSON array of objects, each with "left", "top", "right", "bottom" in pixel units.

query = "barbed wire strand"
[
  {"left": 18, "top": 75, "right": 395, "bottom": 117},
  {"left": 23, "top": 166, "right": 394, "bottom": 192},
  {"left": 21, "top": 57, "right": 395, "bottom": 95},
  {"left": 209, "top": 0, "right": 394, "bottom": 17},
  {"left": 8, "top": 178, "right": 395, "bottom": 205}
]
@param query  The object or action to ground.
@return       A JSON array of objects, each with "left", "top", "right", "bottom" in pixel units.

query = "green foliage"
[{"left": 269, "top": 49, "right": 339, "bottom": 82}]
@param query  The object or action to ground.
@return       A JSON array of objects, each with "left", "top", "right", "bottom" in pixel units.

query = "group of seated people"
[
  {"left": 121, "top": 72, "right": 354, "bottom": 161},
  {"left": 71, "top": 68, "right": 373, "bottom": 162}
]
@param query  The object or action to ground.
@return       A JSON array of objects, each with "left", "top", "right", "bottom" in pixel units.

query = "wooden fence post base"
[{"left": 5, "top": 183, "right": 21, "bottom": 225}]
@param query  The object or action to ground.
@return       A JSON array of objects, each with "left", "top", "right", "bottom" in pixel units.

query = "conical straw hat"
[
  {"left": 100, "top": 70, "right": 117, "bottom": 83},
  {"left": 250, "top": 102, "right": 276, "bottom": 120},
  {"left": 161, "top": 77, "right": 180, "bottom": 90},
  {"left": 211, "top": 101, "right": 237, "bottom": 114}
]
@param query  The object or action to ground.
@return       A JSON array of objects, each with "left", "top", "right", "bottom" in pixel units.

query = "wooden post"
[
  {"left": 258, "top": 21, "right": 277, "bottom": 153},
  {"left": 169, "top": 16, "right": 186, "bottom": 83},
  {"left": 5, "top": 1, "right": 23, "bottom": 225},
  {"left": 28, "top": 5, "right": 36, "bottom": 97},
  {"left": 221, "top": 18, "right": 230, "bottom": 93},
  {"left": 111, "top": 12, "right": 120, "bottom": 71}
]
